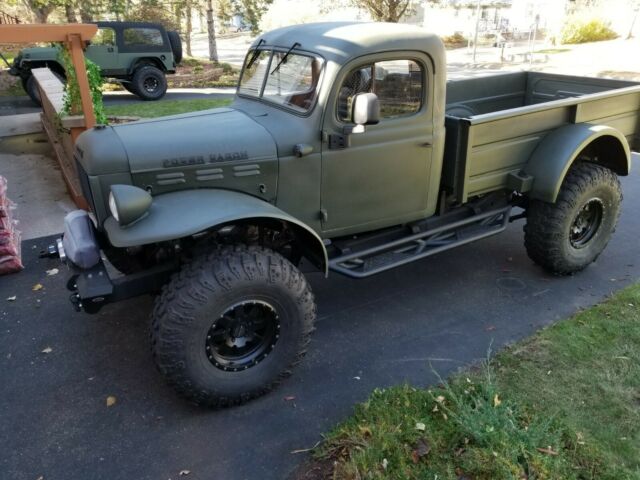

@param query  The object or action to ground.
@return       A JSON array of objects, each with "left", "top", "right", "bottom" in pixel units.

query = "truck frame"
[{"left": 55, "top": 22, "right": 638, "bottom": 407}]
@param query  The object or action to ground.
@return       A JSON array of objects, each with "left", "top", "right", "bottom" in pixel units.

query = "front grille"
[{"left": 75, "top": 157, "right": 96, "bottom": 214}]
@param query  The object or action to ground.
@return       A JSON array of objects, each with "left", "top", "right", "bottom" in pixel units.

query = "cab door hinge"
[{"left": 320, "top": 208, "right": 328, "bottom": 222}]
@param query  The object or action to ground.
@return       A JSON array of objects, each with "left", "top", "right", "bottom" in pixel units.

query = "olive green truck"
[{"left": 54, "top": 22, "right": 639, "bottom": 407}]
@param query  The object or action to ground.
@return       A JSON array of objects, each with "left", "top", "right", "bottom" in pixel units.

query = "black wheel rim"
[
  {"left": 570, "top": 198, "right": 604, "bottom": 249},
  {"left": 143, "top": 76, "right": 159, "bottom": 93},
  {"left": 205, "top": 300, "right": 280, "bottom": 371}
]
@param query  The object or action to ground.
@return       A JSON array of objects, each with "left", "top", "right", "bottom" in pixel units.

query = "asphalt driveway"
[{"left": 1, "top": 161, "right": 639, "bottom": 480}]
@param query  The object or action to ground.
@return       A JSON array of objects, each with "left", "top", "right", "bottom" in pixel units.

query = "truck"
[
  {"left": 9, "top": 21, "right": 182, "bottom": 104},
  {"left": 55, "top": 22, "right": 639, "bottom": 407}
]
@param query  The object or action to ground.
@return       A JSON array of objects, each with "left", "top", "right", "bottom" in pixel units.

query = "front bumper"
[{"left": 57, "top": 210, "right": 176, "bottom": 314}]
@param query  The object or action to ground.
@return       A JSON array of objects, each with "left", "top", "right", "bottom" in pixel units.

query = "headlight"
[
  {"left": 108, "top": 191, "right": 120, "bottom": 222},
  {"left": 108, "top": 185, "right": 152, "bottom": 227}
]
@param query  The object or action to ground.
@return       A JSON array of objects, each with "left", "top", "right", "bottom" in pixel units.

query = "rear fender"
[
  {"left": 524, "top": 123, "right": 630, "bottom": 203},
  {"left": 103, "top": 189, "right": 328, "bottom": 275}
]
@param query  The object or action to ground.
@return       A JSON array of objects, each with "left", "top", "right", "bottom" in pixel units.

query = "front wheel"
[
  {"left": 150, "top": 245, "right": 316, "bottom": 407},
  {"left": 524, "top": 162, "right": 622, "bottom": 275}
]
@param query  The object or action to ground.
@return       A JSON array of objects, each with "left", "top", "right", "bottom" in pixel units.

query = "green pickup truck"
[
  {"left": 55, "top": 22, "right": 639, "bottom": 407},
  {"left": 9, "top": 21, "right": 182, "bottom": 103}
]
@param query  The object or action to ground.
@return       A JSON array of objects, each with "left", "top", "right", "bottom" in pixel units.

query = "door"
[
  {"left": 85, "top": 27, "right": 119, "bottom": 75},
  {"left": 320, "top": 53, "right": 435, "bottom": 235}
]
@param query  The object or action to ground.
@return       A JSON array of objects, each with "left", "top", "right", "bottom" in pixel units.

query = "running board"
[{"left": 329, "top": 207, "right": 511, "bottom": 278}]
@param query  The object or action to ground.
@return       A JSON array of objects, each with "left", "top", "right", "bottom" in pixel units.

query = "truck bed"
[{"left": 443, "top": 72, "right": 640, "bottom": 202}]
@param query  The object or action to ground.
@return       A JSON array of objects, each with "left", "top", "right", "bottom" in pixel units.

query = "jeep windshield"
[{"left": 238, "top": 48, "right": 324, "bottom": 114}]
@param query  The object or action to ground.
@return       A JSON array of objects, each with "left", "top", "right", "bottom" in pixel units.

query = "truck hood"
[{"left": 76, "top": 107, "right": 278, "bottom": 176}]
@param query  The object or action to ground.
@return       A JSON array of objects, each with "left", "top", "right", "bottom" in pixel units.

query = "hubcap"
[
  {"left": 570, "top": 198, "right": 604, "bottom": 248},
  {"left": 205, "top": 300, "right": 280, "bottom": 372},
  {"left": 143, "top": 76, "right": 159, "bottom": 93}
]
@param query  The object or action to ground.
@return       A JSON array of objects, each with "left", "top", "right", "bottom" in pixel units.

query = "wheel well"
[
  {"left": 206, "top": 218, "right": 327, "bottom": 274},
  {"left": 131, "top": 57, "right": 165, "bottom": 74},
  {"left": 577, "top": 135, "right": 630, "bottom": 175}
]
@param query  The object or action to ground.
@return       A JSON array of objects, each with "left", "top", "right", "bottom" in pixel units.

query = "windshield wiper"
[
  {"left": 246, "top": 39, "right": 266, "bottom": 69},
  {"left": 270, "top": 42, "right": 300, "bottom": 75}
]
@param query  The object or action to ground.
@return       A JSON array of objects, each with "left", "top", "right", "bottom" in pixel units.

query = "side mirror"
[{"left": 351, "top": 93, "right": 380, "bottom": 130}]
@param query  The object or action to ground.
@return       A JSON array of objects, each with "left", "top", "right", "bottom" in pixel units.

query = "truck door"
[
  {"left": 85, "top": 27, "right": 119, "bottom": 75},
  {"left": 321, "top": 53, "right": 434, "bottom": 235}
]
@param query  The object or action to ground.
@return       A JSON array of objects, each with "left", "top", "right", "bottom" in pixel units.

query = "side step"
[{"left": 329, "top": 206, "right": 511, "bottom": 278}]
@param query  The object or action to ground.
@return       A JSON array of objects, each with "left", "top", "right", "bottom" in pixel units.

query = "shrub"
[
  {"left": 561, "top": 17, "right": 618, "bottom": 44},
  {"left": 441, "top": 32, "right": 467, "bottom": 49}
]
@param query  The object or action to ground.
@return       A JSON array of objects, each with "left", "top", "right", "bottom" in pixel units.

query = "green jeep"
[
  {"left": 9, "top": 21, "right": 182, "bottom": 104},
  {"left": 53, "top": 22, "right": 639, "bottom": 407}
]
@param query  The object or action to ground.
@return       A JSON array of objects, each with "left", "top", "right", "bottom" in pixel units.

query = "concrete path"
[{"left": 0, "top": 158, "right": 638, "bottom": 480}]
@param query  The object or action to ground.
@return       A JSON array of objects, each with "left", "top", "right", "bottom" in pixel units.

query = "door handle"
[
  {"left": 420, "top": 141, "right": 432, "bottom": 147},
  {"left": 107, "top": 47, "right": 114, "bottom": 52},
  {"left": 293, "top": 143, "right": 314, "bottom": 157}
]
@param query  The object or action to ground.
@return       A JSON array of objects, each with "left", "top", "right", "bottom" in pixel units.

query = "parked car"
[
  {"left": 56, "top": 22, "right": 638, "bottom": 407},
  {"left": 9, "top": 21, "right": 182, "bottom": 103}
]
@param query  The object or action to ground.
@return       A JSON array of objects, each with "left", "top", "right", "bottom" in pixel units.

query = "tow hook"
[{"left": 39, "top": 237, "right": 66, "bottom": 262}]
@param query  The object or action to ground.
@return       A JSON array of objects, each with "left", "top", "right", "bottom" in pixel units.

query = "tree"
[
  {"left": 350, "top": 0, "right": 414, "bottom": 22},
  {"left": 206, "top": 0, "right": 219, "bottom": 61},
  {"left": 21, "top": 0, "right": 58, "bottom": 23},
  {"left": 232, "top": 0, "right": 273, "bottom": 33}
]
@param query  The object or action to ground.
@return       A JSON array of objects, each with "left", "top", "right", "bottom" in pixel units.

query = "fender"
[
  {"left": 103, "top": 189, "right": 328, "bottom": 275},
  {"left": 524, "top": 123, "right": 631, "bottom": 203}
]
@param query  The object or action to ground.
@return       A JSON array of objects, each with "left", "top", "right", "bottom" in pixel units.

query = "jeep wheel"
[
  {"left": 131, "top": 65, "right": 167, "bottom": 101},
  {"left": 121, "top": 82, "right": 139, "bottom": 96},
  {"left": 524, "top": 162, "right": 622, "bottom": 275},
  {"left": 151, "top": 245, "right": 316, "bottom": 407}
]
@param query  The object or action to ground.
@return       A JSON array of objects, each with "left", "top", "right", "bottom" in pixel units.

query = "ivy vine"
[{"left": 57, "top": 45, "right": 108, "bottom": 125}]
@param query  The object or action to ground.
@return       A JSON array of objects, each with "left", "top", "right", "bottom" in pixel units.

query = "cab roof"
[{"left": 253, "top": 22, "right": 445, "bottom": 66}]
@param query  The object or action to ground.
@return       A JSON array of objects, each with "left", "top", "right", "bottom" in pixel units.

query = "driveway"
[{"left": 1, "top": 158, "right": 639, "bottom": 480}]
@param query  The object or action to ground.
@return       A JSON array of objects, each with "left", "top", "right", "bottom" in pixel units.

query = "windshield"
[{"left": 238, "top": 48, "right": 324, "bottom": 114}]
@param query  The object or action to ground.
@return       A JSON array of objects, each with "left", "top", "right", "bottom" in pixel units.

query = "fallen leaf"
[
  {"left": 284, "top": 395, "right": 296, "bottom": 401},
  {"left": 432, "top": 404, "right": 439, "bottom": 412},
  {"left": 537, "top": 447, "right": 559, "bottom": 456},
  {"left": 46, "top": 268, "right": 59, "bottom": 276},
  {"left": 179, "top": 470, "right": 191, "bottom": 476},
  {"left": 485, "top": 325, "right": 496, "bottom": 331},
  {"left": 353, "top": 376, "right": 361, "bottom": 380},
  {"left": 493, "top": 394, "right": 502, "bottom": 407},
  {"left": 106, "top": 395, "right": 117, "bottom": 407},
  {"left": 435, "top": 395, "right": 445, "bottom": 404},
  {"left": 6, "top": 296, "right": 16, "bottom": 301},
  {"left": 381, "top": 458, "right": 388, "bottom": 470},
  {"left": 32, "top": 284, "right": 44, "bottom": 291},
  {"left": 411, "top": 437, "right": 431, "bottom": 463},
  {"left": 442, "top": 412, "right": 448, "bottom": 421},
  {"left": 415, "top": 422, "right": 426, "bottom": 431},
  {"left": 41, "top": 347, "right": 53, "bottom": 354}
]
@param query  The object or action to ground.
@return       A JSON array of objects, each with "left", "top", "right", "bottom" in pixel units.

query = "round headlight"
[
  {"left": 109, "top": 185, "right": 152, "bottom": 226},
  {"left": 108, "top": 191, "right": 120, "bottom": 222}
]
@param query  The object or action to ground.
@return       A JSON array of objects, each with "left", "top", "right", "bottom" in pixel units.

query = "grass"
[
  {"left": 535, "top": 48, "right": 572, "bottom": 54},
  {"left": 311, "top": 284, "right": 640, "bottom": 479},
  {"left": 104, "top": 97, "right": 233, "bottom": 118}
]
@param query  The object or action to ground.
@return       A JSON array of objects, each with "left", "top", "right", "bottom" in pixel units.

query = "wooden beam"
[
  {"left": 0, "top": 23, "right": 97, "bottom": 43},
  {"left": 66, "top": 33, "right": 96, "bottom": 129}
]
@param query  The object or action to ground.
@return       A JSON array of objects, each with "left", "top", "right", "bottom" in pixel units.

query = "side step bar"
[{"left": 329, "top": 206, "right": 511, "bottom": 278}]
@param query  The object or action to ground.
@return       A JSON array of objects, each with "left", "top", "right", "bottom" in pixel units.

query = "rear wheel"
[
  {"left": 121, "top": 82, "right": 139, "bottom": 96},
  {"left": 524, "top": 162, "right": 622, "bottom": 275},
  {"left": 131, "top": 65, "right": 167, "bottom": 101},
  {"left": 150, "top": 245, "right": 316, "bottom": 407}
]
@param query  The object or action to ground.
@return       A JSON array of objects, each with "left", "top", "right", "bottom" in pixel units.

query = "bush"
[
  {"left": 441, "top": 32, "right": 467, "bottom": 49},
  {"left": 561, "top": 17, "right": 618, "bottom": 44}
]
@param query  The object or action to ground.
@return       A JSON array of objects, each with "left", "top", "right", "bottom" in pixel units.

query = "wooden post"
[{"left": 66, "top": 33, "right": 96, "bottom": 134}]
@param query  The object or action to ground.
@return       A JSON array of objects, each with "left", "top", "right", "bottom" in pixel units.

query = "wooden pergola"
[{"left": 0, "top": 23, "right": 98, "bottom": 129}]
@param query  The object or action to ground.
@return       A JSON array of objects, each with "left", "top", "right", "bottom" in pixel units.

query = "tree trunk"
[
  {"left": 22, "top": 0, "right": 55, "bottom": 23},
  {"left": 207, "top": 0, "right": 219, "bottom": 62},
  {"left": 65, "top": 1, "right": 77, "bottom": 23},
  {"left": 185, "top": 0, "right": 193, "bottom": 57},
  {"left": 79, "top": 1, "right": 93, "bottom": 23}
]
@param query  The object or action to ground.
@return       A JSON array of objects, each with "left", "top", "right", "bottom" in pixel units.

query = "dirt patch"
[{"left": 288, "top": 456, "right": 336, "bottom": 480}]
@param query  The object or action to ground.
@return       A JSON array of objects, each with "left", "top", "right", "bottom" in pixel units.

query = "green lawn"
[
  {"left": 310, "top": 284, "right": 640, "bottom": 479},
  {"left": 104, "top": 97, "right": 233, "bottom": 118}
]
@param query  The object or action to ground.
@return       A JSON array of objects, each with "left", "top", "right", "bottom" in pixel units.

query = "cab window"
[
  {"left": 92, "top": 28, "right": 115, "bottom": 46},
  {"left": 338, "top": 59, "right": 424, "bottom": 122},
  {"left": 123, "top": 28, "right": 164, "bottom": 47}
]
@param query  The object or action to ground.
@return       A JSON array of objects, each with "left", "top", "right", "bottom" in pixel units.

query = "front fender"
[
  {"left": 524, "top": 123, "right": 631, "bottom": 203},
  {"left": 103, "top": 189, "right": 328, "bottom": 275}
]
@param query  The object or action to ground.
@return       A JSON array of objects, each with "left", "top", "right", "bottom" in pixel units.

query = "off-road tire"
[
  {"left": 150, "top": 245, "right": 316, "bottom": 407},
  {"left": 131, "top": 65, "right": 167, "bottom": 101},
  {"left": 524, "top": 162, "right": 622, "bottom": 275}
]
